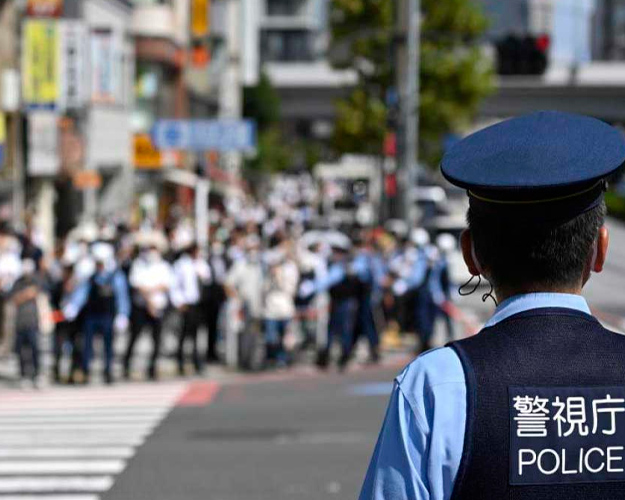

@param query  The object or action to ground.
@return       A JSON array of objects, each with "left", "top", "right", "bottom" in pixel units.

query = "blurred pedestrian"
[
  {"left": 171, "top": 243, "right": 208, "bottom": 375},
  {"left": 202, "top": 241, "right": 228, "bottom": 364},
  {"left": 63, "top": 243, "right": 130, "bottom": 384},
  {"left": 262, "top": 243, "right": 299, "bottom": 367},
  {"left": 351, "top": 233, "right": 384, "bottom": 363},
  {"left": 124, "top": 245, "right": 173, "bottom": 380},
  {"left": 10, "top": 259, "right": 42, "bottom": 388},
  {"left": 431, "top": 233, "right": 457, "bottom": 341},
  {"left": 51, "top": 263, "right": 81, "bottom": 384}
]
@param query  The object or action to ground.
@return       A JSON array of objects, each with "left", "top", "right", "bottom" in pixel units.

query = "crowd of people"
[{"left": 0, "top": 176, "right": 459, "bottom": 387}]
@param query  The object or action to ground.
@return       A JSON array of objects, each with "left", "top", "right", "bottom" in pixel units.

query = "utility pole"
[{"left": 402, "top": 0, "right": 420, "bottom": 226}]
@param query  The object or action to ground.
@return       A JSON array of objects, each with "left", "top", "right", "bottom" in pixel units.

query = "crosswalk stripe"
[
  {"left": 0, "top": 435, "right": 145, "bottom": 447},
  {"left": 0, "top": 448, "right": 135, "bottom": 459},
  {"left": 0, "top": 408, "right": 167, "bottom": 417},
  {"left": 0, "top": 423, "right": 156, "bottom": 432},
  {"left": 0, "top": 476, "right": 114, "bottom": 492},
  {"left": 0, "top": 496, "right": 99, "bottom": 500},
  {"left": 0, "top": 461, "right": 126, "bottom": 475},
  {"left": 0, "top": 381, "right": 187, "bottom": 498},
  {"left": 0, "top": 414, "right": 164, "bottom": 424},
  {"left": 0, "top": 401, "right": 177, "bottom": 410}
]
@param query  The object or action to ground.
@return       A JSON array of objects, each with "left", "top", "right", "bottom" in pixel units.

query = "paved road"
[
  {"left": 106, "top": 365, "right": 403, "bottom": 500},
  {"left": 4, "top": 217, "right": 625, "bottom": 499},
  {"left": 0, "top": 362, "right": 404, "bottom": 500}
]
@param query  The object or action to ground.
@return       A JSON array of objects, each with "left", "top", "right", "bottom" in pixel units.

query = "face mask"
[{"left": 148, "top": 250, "right": 160, "bottom": 263}]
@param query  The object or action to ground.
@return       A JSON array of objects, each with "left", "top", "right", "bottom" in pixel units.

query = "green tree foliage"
[
  {"left": 330, "top": 0, "right": 494, "bottom": 164},
  {"left": 243, "top": 72, "right": 293, "bottom": 173}
]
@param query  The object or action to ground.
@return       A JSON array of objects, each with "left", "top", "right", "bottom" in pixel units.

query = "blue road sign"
[{"left": 152, "top": 119, "right": 257, "bottom": 152}]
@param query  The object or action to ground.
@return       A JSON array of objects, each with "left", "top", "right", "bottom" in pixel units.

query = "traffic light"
[{"left": 496, "top": 34, "right": 549, "bottom": 75}]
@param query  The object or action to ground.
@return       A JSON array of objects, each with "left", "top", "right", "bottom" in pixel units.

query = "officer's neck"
[{"left": 495, "top": 284, "right": 583, "bottom": 304}]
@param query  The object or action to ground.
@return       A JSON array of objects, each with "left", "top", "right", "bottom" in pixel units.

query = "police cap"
[{"left": 441, "top": 111, "right": 625, "bottom": 224}]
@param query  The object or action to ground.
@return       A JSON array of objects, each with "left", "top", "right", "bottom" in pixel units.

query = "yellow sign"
[
  {"left": 191, "top": 0, "right": 210, "bottom": 38},
  {"left": 0, "top": 112, "right": 6, "bottom": 145},
  {"left": 134, "top": 134, "right": 162, "bottom": 170},
  {"left": 22, "top": 20, "right": 59, "bottom": 107}
]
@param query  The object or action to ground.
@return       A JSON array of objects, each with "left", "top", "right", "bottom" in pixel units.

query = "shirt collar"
[{"left": 484, "top": 293, "right": 592, "bottom": 328}]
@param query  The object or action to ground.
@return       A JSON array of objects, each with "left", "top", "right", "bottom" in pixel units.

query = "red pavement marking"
[{"left": 177, "top": 381, "right": 221, "bottom": 407}]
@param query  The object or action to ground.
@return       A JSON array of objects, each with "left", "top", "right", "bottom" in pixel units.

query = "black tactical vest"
[
  {"left": 449, "top": 308, "right": 625, "bottom": 499},
  {"left": 86, "top": 274, "right": 116, "bottom": 316}
]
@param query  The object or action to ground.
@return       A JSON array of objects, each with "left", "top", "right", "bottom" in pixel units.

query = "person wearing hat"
[
  {"left": 430, "top": 233, "right": 457, "bottom": 342},
  {"left": 350, "top": 232, "right": 385, "bottom": 364},
  {"left": 360, "top": 111, "right": 625, "bottom": 499},
  {"left": 63, "top": 243, "right": 130, "bottom": 384},
  {"left": 391, "top": 228, "right": 434, "bottom": 352},
  {"left": 299, "top": 235, "right": 358, "bottom": 370}
]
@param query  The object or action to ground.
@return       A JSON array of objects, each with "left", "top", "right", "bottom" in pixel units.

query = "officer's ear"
[
  {"left": 592, "top": 225, "right": 609, "bottom": 273},
  {"left": 461, "top": 230, "right": 481, "bottom": 276}
]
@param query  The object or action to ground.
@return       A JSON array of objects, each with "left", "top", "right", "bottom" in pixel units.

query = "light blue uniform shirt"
[
  {"left": 359, "top": 293, "right": 592, "bottom": 500},
  {"left": 66, "top": 269, "right": 131, "bottom": 318}
]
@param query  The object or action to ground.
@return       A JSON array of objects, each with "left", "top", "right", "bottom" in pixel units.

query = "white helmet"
[
  {"left": 436, "top": 233, "right": 457, "bottom": 253},
  {"left": 410, "top": 228, "right": 430, "bottom": 247}
]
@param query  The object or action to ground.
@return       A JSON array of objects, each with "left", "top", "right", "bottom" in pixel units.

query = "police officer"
[
  {"left": 431, "top": 233, "right": 457, "bottom": 341},
  {"left": 351, "top": 233, "right": 384, "bottom": 363},
  {"left": 299, "top": 234, "right": 357, "bottom": 370},
  {"left": 360, "top": 111, "right": 625, "bottom": 499},
  {"left": 392, "top": 228, "right": 433, "bottom": 352},
  {"left": 64, "top": 243, "right": 130, "bottom": 384}
]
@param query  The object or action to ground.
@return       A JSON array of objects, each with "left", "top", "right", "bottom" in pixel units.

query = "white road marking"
[
  {"left": 0, "top": 414, "right": 165, "bottom": 424},
  {"left": 0, "top": 476, "right": 114, "bottom": 493},
  {"left": 0, "top": 382, "right": 188, "bottom": 498},
  {"left": 0, "top": 461, "right": 126, "bottom": 475},
  {"left": 0, "top": 423, "right": 157, "bottom": 432},
  {"left": 0, "top": 408, "right": 167, "bottom": 417},
  {"left": 0, "top": 496, "right": 99, "bottom": 500},
  {"left": 0, "top": 435, "right": 145, "bottom": 447},
  {"left": 0, "top": 448, "right": 135, "bottom": 459}
]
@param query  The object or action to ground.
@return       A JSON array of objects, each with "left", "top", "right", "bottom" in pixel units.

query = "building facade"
[
  {"left": 242, "top": 0, "right": 356, "bottom": 143},
  {"left": 475, "top": 0, "right": 625, "bottom": 126}
]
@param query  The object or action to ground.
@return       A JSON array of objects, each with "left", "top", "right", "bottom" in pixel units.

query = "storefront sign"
[
  {"left": 134, "top": 133, "right": 162, "bottom": 170},
  {"left": 191, "top": 0, "right": 210, "bottom": 38},
  {"left": 28, "top": 111, "right": 59, "bottom": 176},
  {"left": 0, "top": 112, "right": 6, "bottom": 168},
  {"left": 22, "top": 20, "right": 59, "bottom": 108},
  {"left": 27, "top": 0, "right": 63, "bottom": 17},
  {"left": 59, "top": 21, "right": 87, "bottom": 110},
  {"left": 90, "top": 28, "right": 119, "bottom": 104}
]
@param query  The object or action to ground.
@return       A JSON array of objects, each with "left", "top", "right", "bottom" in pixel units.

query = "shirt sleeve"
[
  {"left": 360, "top": 348, "right": 467, "bottom": 500},
  {"left": 170, "top": 261, "right": 184, "bottom": 308},
  {"left": 113, "top": 271, "right": 131, "bottom": 318},
  {"left": 359, "top": 384, "right": 430, "bottom": 500},
  {"left": 67, "top": 280, "right": 91, "bottom": 314}
]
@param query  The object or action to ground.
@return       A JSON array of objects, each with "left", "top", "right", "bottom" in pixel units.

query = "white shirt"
[
  {"left": 171, "top": 254, "right": 204, "bottom": 308},
  {"left": 226, "top": 258, "right": 264, "bottom": 319},
  {"left": 129, "top": 257, "right": 174, "bottom": 314},
  {"left": 263, "top": 260, "right": 299, "bottom": 320},
  {"left": 0, "top": 252, "right": 21, "bottom": 292}
]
